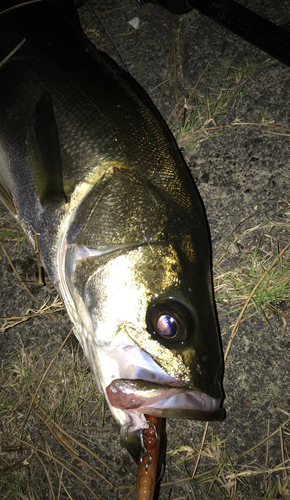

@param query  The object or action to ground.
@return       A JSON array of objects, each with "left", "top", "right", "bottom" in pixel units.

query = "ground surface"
[{"left": 1, "top": 1, "right": 290, "bottom": 499}]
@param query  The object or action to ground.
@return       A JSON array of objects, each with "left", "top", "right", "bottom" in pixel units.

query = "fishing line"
[{"left": 84, "top": 1, "right": 129, "bottom": 72}]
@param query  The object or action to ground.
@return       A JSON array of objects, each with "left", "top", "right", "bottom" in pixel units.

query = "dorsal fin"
[{"left": 28, "top": 92, "right": 66, "bottom": 207}]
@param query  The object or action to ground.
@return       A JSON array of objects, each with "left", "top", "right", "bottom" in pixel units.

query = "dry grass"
[
  {"left": 162, "top": 409, "right": 290, "bottom": 496},
  {"left": 1, "top": 2, "right": 290, "bottom": 499},
  {"left": 0, "top": 296, "right": 64, "bottom": 333},
  {"left": 212, "top": 207, "right": 290, "bottom": 361},
  {"left": 0, "top": 304, "right": 113, "bottom": 499},
  {"left": 1, "top": 203, "right": 290, "bottom": 499},
  {"left": 0, "top": 216, "right": 118, "bottom": 498},
  {"left": 167, "top": 58, "right": 288, "bottom": 154}
]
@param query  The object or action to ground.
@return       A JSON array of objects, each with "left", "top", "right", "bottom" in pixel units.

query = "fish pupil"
[
  {"left": 147, "top": 299, "right": 192, "bottom": 343},
  {"left": 157, "top": 314, "right": 177, "bottom": 338}
]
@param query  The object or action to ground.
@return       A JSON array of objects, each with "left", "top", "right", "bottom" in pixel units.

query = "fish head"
[
  {"left": 58, "top": 165, "right": 224, "bottom": 463},
  {"left": 64, "top": 237, "right": 224, "bottom": 432}
]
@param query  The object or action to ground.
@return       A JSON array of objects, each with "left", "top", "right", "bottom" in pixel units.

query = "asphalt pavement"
[{"left": 1, "top": 1, "right": 290, "bottom": 498}]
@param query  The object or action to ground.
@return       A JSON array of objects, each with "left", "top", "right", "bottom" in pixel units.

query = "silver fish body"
[{"left": 0, "top": 0, "right": 224, "bottom": 436}]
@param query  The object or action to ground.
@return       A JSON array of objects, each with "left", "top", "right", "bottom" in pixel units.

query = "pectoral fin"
[
  {"left": 0, "top": 168, "right": 16, "bottom": 214},
  {"left": 28, "top": 92, "right": 66, "bottom": 207}
]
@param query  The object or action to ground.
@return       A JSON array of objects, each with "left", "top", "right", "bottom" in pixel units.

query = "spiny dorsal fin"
[{"left": 28, "top": 92, "right": 66, "bottom": 207}]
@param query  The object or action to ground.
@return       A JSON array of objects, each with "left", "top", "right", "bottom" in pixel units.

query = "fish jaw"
[
  {"left": 101, "top": 346, "right": 223, "bottom": 428},
  {"left": 106, "top": 379, "right": 223, "bottom": 432},
  {"left": 65, "top": 339, "right": 223, "bottom": 431},
  {"left": 57, "top": 239, "right": 224, "bottom": 431}
]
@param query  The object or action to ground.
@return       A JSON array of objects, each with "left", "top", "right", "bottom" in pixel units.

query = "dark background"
[{"left": 1, "top": 1, "right": 290, "bottom": 498}]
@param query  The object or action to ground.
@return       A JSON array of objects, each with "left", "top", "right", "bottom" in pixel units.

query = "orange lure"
[{"left": 135, "top": 415, "right": 164, "bottom": 500}]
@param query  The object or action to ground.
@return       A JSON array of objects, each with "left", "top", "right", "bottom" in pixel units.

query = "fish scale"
[{"left": 0, "top": 0, "right": 224, "bottom": 460}]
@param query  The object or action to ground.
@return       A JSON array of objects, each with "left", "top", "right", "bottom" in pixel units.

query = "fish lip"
[{"left": 106, "top": 378, "right": 223, "bottom": 421}]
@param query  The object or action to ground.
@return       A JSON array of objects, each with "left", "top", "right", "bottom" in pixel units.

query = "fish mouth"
[{"left": 106, "top": 379, "right": 224, "bottom": 422}]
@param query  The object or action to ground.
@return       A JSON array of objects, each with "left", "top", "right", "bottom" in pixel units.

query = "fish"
[{"left": 0, "top": 0, "right": 224, "bottom": 455}]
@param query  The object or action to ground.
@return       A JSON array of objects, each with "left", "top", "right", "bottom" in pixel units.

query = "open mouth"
[{"left": 106, "top": 379, "right": 224, "bottom": 421}]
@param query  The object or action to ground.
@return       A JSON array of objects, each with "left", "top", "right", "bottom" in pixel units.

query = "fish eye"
[
  {"left": 156, "top": 314, "right": 178, "bottom": 339},
  {"left": 154, "top": 311, "right": 185, "bottom": 341},
  {"left": 147, "top": 298, "right": 194, "bottom": 344}
]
